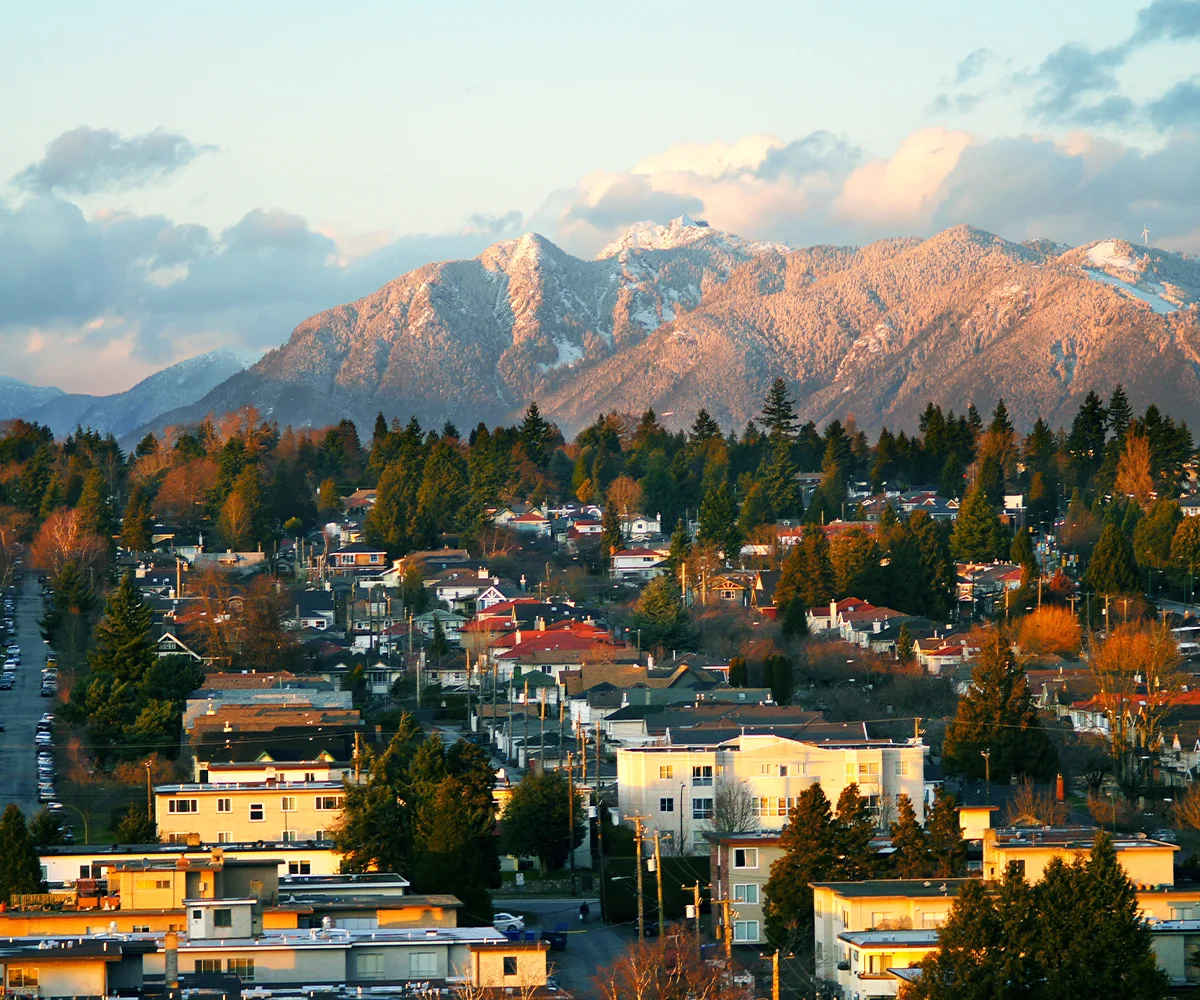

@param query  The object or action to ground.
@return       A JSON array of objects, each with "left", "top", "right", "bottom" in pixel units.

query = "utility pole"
[
  {"left": 465, "top": 650, "right": 472, "bottom": 732},
  {"left": 523, "top": 680, "right": 529, "bottom": 765},
  {"left": 767, "top": 949, "right": 780, "bottom": 1000},
  {"left": 567, "top": 753, "right": 577, "bottom": 896},
  {"left": 145, "top": 761, "right": 153, "bottom": 819},
  {"left": 578, "top": 717, "right": 587, "bottom": 786},
  {"left": 594, "top": 720, "right": 604, "bottom": 859},
  {"left": 653, "top": 830, "right": 665, "bottom": 938},
  {"left": 720, "top": 897, "right": 733, "bottom": 962},
  {"left": 685, "top": 881, "right": 702, "bottom": 961},
  {"left": 558, "top": 700, "right": 565, "bottom": 768},
  {"left": 913, "top": 716, "right": 921, "bottom": 743},
  {"left": 354, "top": 732, "right": 362, "bottom": 783},
  {"left": 982, "top": 748, "right": 991, "bottom": 807},
  {"left": 628, "top": 814, "right": 646, "bottom": 941}
]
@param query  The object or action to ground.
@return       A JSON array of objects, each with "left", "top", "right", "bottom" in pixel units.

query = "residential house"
[
  {"left": 286, "top": 589, "right": 337, "bottom": 631},
  {"left": 611, "top": 547, "right": 670, "bottom": 580},
  {"left": 622, "top": 512, "right": 662, "bottom": 538},
  {"left": 155, "top": 780, "right": 348, "bottom": 844},
  {"left": 327, "top": 543, "right": 388, "bottom": 576}
]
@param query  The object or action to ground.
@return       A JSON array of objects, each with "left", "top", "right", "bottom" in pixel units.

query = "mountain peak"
[{"left": 596, "top": 216, "right": 787, "bottom": 261}]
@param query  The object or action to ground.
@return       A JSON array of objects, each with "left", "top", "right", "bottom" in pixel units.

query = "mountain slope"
[
  {"left": 145, "top": 222, "right": 1200, "bottom": 438},
  {"left": 0, "top": 376, "right": 64, "bottom": 421},
  {"left": 20, "top": 348, "right": 262, "bottom": 440},
  {"left": 144, "top": 217, "right": 784, "bottom": 432}
]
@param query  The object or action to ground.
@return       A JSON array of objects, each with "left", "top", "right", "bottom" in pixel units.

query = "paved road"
[
  {"left": 493, "top": 896, "right": 619, "bottom": 998},
  {"left": 0, "top": 573, "right": 50, "bottom": 817}
]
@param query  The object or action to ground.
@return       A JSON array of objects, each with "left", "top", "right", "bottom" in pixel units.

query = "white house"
[{"left": 610, "top": 547, "right": 670, "bottom": 580}]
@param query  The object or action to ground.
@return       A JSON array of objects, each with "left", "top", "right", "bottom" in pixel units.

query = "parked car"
[
  {"left": 0, "top": 673, "right": 13, "bottom": 689},
  {"left": 0, "top": 715, "right": 5, "bottom": 730},
  {"left": 492, "top": 912, "right": 525, "bottom": 933}
]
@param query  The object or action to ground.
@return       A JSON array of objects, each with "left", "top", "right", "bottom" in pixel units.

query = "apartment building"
[
  {"left": 155, "top": 780, "right": 346, "bottom": 844},
  {"left": 616, "top": 734, "right": 926, "bottom": 849}
]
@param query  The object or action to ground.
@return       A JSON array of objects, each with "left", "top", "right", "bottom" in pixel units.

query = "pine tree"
[
  {"left": 689, "top": 409, "right": 722, "bottom": 445},
  {"left": 896, "top": 623, "right": 914, "bottom": 662},
  {"left": 780, "top": 598, "right": 808, "bottom": 641},
  {"left": 519, "top": 401, "right": 552, "bottom": 466},
  {"left": 697, "top": 478, "right": 740, "bottom": 558},
  {"left": 727, "top": 656, "right": 747, "bottom": 686},
  {"left": 629, "top": 576, "right": 693, "bottom": 653},
  {"left": 316, "top": 477, "right": 341, "bottom": 518},
  {"left": 76, "top": 467, "right": 114, "bottom": 539},
  {"left": 498, "top": 770, "right": 585, "bottom": 872},
  {"left": 759, "top": 377, "right": 800, "bottom": 440},
  {"left": 113, "top": 806, "right": 159, "bottom": 843},
  {"left": 1108, "top": 384, "right": 1133, "bottom": 440},
  {"left": 430, "top": 616, "right": 449, "bottom": 659},
  {"left": 926, "top": 786, "right": 968, "bottom": 876},
  {"left": 950, "top": 483, "right": 1007, "bottom": 562},
  {"left": 942, "top": 633, "right": 1056, "bottom": 781},
  {"left": 889, "top": 794, "right": 931, "bottom": 877},
  {"left": 601, "top": 504, "right": 623, "bottom": 562},
  {"left": 763, "top": 784, "right": 835, "bottom": 946},
  {"left": 1010, "top": 526, "right": 1037, "bottom": 583},
  {"left": 832, "top": 783, "right": 877, "bottom": 880},
  {"left": 373, "top": 412, "right": 389, "bottom": 444},
  {"left": 1086, "top": 523, "right": 1140, "bottom": 595},
  {"left": 89, "top": 572, "right": 155, "bottom": 687},
  {"left": 767, "top": 654, "right": 794, "bottom": 706},
  {"left": 663, "top": 518, "right": 691, "bottom": 578},
  {"left": 761, "top": 437, "right": 803, "bottom": 518},
  {"left": 0, "top": 805, "right": 44, "bottom": 899},
  {"left": 120, "top": 488, "right": 154, "bottom": 552}
]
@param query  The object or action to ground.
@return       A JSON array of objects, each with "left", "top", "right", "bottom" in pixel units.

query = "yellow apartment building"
[
  {"left": 983, "top": 826, "right": 1177, "bottom": 885},
  {"left": 155, "top": 780, "right": 346, "bottom": 844}
]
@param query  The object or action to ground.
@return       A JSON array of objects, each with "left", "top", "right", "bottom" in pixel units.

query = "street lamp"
[{"left": 62, "top": 803, "right": 90, "bottom": 845}]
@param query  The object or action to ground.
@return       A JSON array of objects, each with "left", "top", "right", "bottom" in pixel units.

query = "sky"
[{"left": 4, "top": 0, "right": 1200, "bottom": 394}]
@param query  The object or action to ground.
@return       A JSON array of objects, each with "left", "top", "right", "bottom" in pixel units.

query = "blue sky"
[{"left": 3, "top": 0, "right": 1200, "bottom": 392}]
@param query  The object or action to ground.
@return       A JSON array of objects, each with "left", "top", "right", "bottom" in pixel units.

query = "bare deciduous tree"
[
  {"left": 1006, "top": 779, "right": 1068, "bottom": 827},
  {"left": 712, "top": 777, "right": 760, "bottom": 833},
  {"left": 29, "top": 508, "right": 107, "bottom": 578}
]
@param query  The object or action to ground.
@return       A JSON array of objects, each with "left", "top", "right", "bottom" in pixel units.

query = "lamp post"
[
  {"left": 63, "top": 803, "right": 90, "bottom": 845},
  {"left": 981, "top": 748, "right": 991, "bottom": 807}
]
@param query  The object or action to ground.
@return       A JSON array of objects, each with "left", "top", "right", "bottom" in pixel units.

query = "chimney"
[
  {"left": 164, "top": 930, "right": 179, "bottom": 988},
  {"left": 1056, "top": 773, "right": 1065, "bottom": 802}
]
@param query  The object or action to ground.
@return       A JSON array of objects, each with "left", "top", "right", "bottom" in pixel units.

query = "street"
[{"left": 0, "top": 573, "right": 49, "bottom": 818}]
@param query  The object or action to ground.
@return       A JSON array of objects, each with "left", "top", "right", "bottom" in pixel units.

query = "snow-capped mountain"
[
  {"left": 144, "top": 217, "right": 784, "bottom": 433},
  {"left": 130, "top": 221, "right": 1200, "bottom": 439},
  {"left": 0, "top": 376, "right": 65, "bottom": 421},
  {"left": 18, "top": 347, "right": 262, "bottom": 440}
]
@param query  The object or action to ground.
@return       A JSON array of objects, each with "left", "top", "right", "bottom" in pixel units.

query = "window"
[
  {"left": 289, "top": 860, "right": 312, "bottom": 875},
  {"left": 660, "top": 797, "right": 674, "bottom": 812},
  {"left": 733, "top": 848, "right": 758, "bottom": 869},
  {"left": 282, "top": 830, "right": 299, "bottom": 843},
  {"left": 859, "top": 762, "right": 880, "bottom": 778},
  {"left": 79, "top": 865, "right": 90, "bottom": 878},
  {"left": 814, "top": 897, "right": 823, "bottom": 918},
  {"left": 315, "top": 829, "right": 326, "bottom": 842},
  {"left": 195, "top": 959, "right": 221, "bottom": 974},
  {"left": 692, "top": 798, "right": 713, "bottom": 820},
  {"left": 921, "top": 912, "right": 945, "bottom": 928},
  {"left": 778, "top": 764, "right": 789, "bottom": 777},
  {"left": 249, "top": 803, "right": 264, "bottom": 822},
  {"left": 214, "top": 909, "right": 233, "bottom": 928},
  {"left": 316, "top": 795, "right": 345, "bottom": 811},
  {"left": 192, "top": 909, "right": 202, "bottom": 920},
  {"left": 760, "top": 764, "right": 774, "bottom": 775},
  {"left": 281, "top": 795, "right": 297, "bottom": 812},
  {"left": 871, "top": 911, "right": 894, "bottom": 928},
  {"left": 227, "top": 958, "right": 254, "bottom": 982},
  {"left": 216, "top": 798, "right": 232, "bottom": 813},
  {"left": 895, "top": 760, "right": 909, "bottom": 777},
  {"left": 658, "top": 765, "right": 674, "bottom": 779},
  {"left": 733, "top": 883, "right": 759, "bottom": 904},
  {"left": 168, "top": 798, "right": 198, "bottom": 814},
  {"left": 167, "top": 833, "right": 191, "bottom": 844},
  {"left": 867, "top": 953, "right": 894, "bottom": 976},
  {"left": 359, "top": 952, "right": 385, "bottom": 978},
  {"left": 304, "top": 772, "right": 316, "bottom": 782},
  {"left": 7, "top": 968, "right": 38, "bottom": 988},
  {"left": 218, "top": 831, "right": 233, "bottom": 843},
  {"left": 1012, "top": 859, "right": 1026, "bottom": 877},
  {"left": 503, "top": 957, "right": 518, "bottom": 976},
  {"left": 132, "top": 924, "right": 151, "bottom": 933},
  {"left": 733, "top": 920, "right": 759, "bottom": 942},
  {"left": 410, "top": 952, "right": 437, "bottom": 976},
  {"left": 691, "top": 765, "right": 713, "bottom": 787}
]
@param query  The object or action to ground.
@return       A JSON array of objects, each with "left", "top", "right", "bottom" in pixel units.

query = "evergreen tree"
[
  {"left": 780, "top": 598, "right": 808, "bottom": 641},
  {"left": 498, "top": 770, "right": 585, "bottom": 872},
  {"left": 1132, "top": 499, "right": 1181, "bottom": 571},
  {"left": 316, "top": 477, "right": 341, "bottom": 518},
  {"left": 430, "top": 616, "right": 449, "bottom": 659},
  {"left": 113, "top": 806, "right": 159, "bottom": 843},
  {"left": 519, "top": 401, "right": 552, "bottom": 466},
  {"left": 737, "top": 480, "right": 775, "bottom": 535},
  {"left": 1086, "top": 523, "right": 1140, "bottom": 595},
  {"left": 120, "top": 487, "right": 154, "bottom": 553},
  {"left": 759, "top": 377, "right": 800, "bottom": 440},
  {"left": 764, "top": 784, "right": 835, "bottom": 946},
  {"left": 600, "top": 504, "right": 623, "bottom": 562},
  {"left": 727, "top": 656, "right": 747, "bottom": 687},
  {"left": 697, "top": 477, "right": 740, "bottom": 558},
  {"left": 767, "top": 654, "right": 794, "bottom": 706},
  {"left": 0, "top": 805, "right": 44, "bottom": 899},
  {"left": 415, "top": 440, "right": 473, "bottom": 543},
  {"left": 689, "top": 408, "right": 722, "bottom": 445},
  {"left": 28, "top": 808, "right": 67, "bottom": 848},
  {"left": 1108, "top": 383, "right": 1133, "bottom": 440},
  {"left": 831, "top": 783, "right": 877, "bottom": 880},
  {"left": 889, "top": 794, "right": 931, "bottom": 877},
  {"left": 372, "top": 411, "right": 389, "bottom": 444},
  {"left": 629, "top": 576, "right": 694, "bottom": 653},
  {"left": 89, "top": 572, "right": 155, "bottom": 687},
  {"left": 942, "top": 632, "right": 1056, "bottom": 781},
  {"left": 1010, "top": 527, "right": 1037, "bottom": 583},
  {"left": 951, "top": 483, "right": 1007, "bottom": 562},
  {"left": 76, "top": 467, "right": 114, "bottom": 539},
  {"left": 926, "top": 786, "right": 968, "bottom": 877},
  {"left": 663, "top": 518, "right": 691, "bottom": 578},
  {"left": 896, "top": 623, "right": 914, "bottom": 662},
  {"left": 365, "top": 459, "right": 419, "bottom": 555}
]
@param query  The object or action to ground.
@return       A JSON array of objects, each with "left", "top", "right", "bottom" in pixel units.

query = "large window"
[
  {"left": 316, "top": 796, "right": 344, "bottom": 811},
  {"left": 194, "top": 960, "right": 221, "bottom": 974},
  {"left": 214, "top": 909, "right": 233, "bottom": 928},
  {"left": 359, "top": 952, "right": 385, "bottom": 978},
  {"left": 733, "top": 884, "right": 759, "bottom": 904},
  {"left": 692, "top": 798, "right": 713, "bottom": 820},
  {"left": 733, "top": 920, "right": 760, "bottom": 942},
  {"left": 7, "top": 969, "right": 38, "bottom": 988},
  {"left": 249, "top": 803, "right": 264, "bottom": 822},
  {"left": 227, "top": 958, "right": 254, "bottom": 982},
  {"left": 659, "top": 765, "right": 674, "bottom": 779},
  {"left": 410, "top": 952, "right": 437, "bottom": 977},
  {"left": 289, "top": 860, "right": 312, "bottom": 875},
  {"left": 733, "top": 848, "right": 758, "bottom": 869},
  {"left": 660, "top": 797, "right": 674, "bottom": 813},
  {"left": 168, "top": 799, "right": 197, "bottom": 814},
  {"left": 691, "top": 765, "right": 713, "bottom": 787}
]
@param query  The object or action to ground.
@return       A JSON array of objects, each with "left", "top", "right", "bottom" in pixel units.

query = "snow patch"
[
  {"left": 551, "top": 338, "right": 584, "bottom": 368},
  {"left": 1082, "top": 269, "right": 1178, "bottom": 314},
  {"left": 1085, "top": 240, "right": 1136, "bottom": 273}
]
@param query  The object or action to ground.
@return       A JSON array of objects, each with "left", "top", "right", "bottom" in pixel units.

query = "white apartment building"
[{"left": 616, "top": 734, "right": 925, "bottom": 850}]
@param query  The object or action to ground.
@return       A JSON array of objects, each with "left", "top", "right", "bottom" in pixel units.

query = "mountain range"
[
  {"left": 0, "top": 348, "right": 261, "bottom": 439},
  {"left": 6, "top": 218, "right": 1200, "bottom": 441}
]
